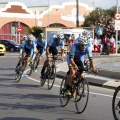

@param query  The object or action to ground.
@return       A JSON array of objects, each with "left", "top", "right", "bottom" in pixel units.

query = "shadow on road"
[
  {"left": 0, "top": 67, "right": 15, "bottom": 70},
  {"left": 1, "top": 117, "right": 41, "bottom": 120}
]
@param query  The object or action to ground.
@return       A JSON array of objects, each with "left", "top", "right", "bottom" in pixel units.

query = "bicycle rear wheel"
[
  {"left": 59, "top": 75, "right": 70, "bottom": 107},
  {"left": 75, "top": 78, "right": 89, "bottom": 114},
  {"left": 47, "top": 65, "right": 56, "bottom": 90},
  {"left": 112, "top": 86, "right": 120, "bottom": 120}
]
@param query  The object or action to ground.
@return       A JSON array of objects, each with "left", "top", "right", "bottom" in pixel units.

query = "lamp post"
[
  {"left": 115, "top": 0, "right": 119, "bottom": 54},
  {"left": 76, "top": 0, "right": 79, "bottom": 27},
  {"left": 48, "top": 0, "right": 49, "bottom": 27}
]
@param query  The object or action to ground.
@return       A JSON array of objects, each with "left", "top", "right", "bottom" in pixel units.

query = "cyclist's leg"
[
  {"left": 65, "top": 66, "right": 75, "bottom": 96},
  {"left": 34, "top": 55, "right": 43, "bottom": 72},
  {"left": 25, "top": 56, "right": 31, "bottom": 68},
  {"left": 19, "top": 51, "right": 26, "bottom": 68},
  {"left": 41, "top": 57, "right": 50, "bottom": 74},
  {"left": 41, "top": 47, "right": 52, "bottom": 75}
]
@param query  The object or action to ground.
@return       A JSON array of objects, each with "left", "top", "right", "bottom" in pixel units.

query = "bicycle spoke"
[
  {"left": 47, "top": 65, "right": 56, "bottom": 90},
  {"left": 59, "top": 75, "right": 70, "bottom": 107},
  {"left": 112, "top": 86, "right": 120, "bottom": 120},
  {"left": 75, "top": 78, "right": 89, "bottom": 114}
]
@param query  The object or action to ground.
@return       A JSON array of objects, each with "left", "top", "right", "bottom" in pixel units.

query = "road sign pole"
[
  {"left": 19, "top": 32, "right": 20, "bottom": 44},
  {"left": 116, "top": 0, "right": 119, "bottom": 54}
]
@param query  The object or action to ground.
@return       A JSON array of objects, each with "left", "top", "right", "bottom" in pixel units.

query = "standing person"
[
  {"left": 93, "top": 36, "right": 99, "bottom": 55},
  {"left": 33, "top": 33, "right": 47, "bottom": 72},
  {"left": 75, "top": 33, "right": 81, "bottom": 43},
  {"left": 40, "top": 33, "right": 65, "bottom": 79},
  {"left": 103, "top": 35, "right": 109, "bottom": 54},
  {"left": 97, "top": 36, "right": 102, "bottom": 54},
  {"left": 109, "top": 34, "right": 115, "bottom": 54},
  {"left": 87, "top": 34, "right": 93, "bottom": 53}
]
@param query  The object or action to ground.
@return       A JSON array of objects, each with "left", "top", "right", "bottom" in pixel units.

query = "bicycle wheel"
[
  {"left": 28, "top": 64, "right": 33, "bottom": 76},
  {"left": 47, "top": 65, "right": 56, "bottom": 90},
  {"left": 75, "top": 78, "right": 89, "bottom": 114},
  {"left": 15, "top": 60, "right": 26, "bottom": 83},
  {"left": 112, "top": 86, "right": 120, "bottom": 120},
  {"left": 59, "top": 75, "right": 70, "bottom": 107},
  {"left": 40, "top": 68, "right": 47, "bottom": 87}
]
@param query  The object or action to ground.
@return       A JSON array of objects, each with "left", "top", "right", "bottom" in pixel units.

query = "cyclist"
[
  {"left": 65, "top": 31, "right": 97, "bottom": 96},
  {"left": 40, "top": 33, "right": 65, "bottom": 79},
  {"left": 15, "top": 34, "right": 36, "bottom": 74},
  {"left": 20, "top": 35, "right": 27, "bottom": 44},
  {"left": 33, "top": 33, "right": 47, "bottom": 72}
]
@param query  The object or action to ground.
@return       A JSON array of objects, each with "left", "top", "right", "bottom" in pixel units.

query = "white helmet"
[
  {"left": 23, "top": 35, "right": 27, "bottom": 40},
  {"left": 28, "top": 34, "right": 35, "bottom": 41},
  {"left": 78, "top": 35, "right": 88, "bottom": 45},
  {"left": 56, "top": 33, "right": 64, "bottom": 39}
]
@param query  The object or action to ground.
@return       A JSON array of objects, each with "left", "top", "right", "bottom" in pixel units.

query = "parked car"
[
  {"left": 0, "top": 40, "right": 21, "bottom": 52},
  {"left": 0, "top": 44, "right": 6, "bottom": 55}
]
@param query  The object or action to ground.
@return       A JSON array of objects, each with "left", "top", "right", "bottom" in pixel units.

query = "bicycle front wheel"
[
  {"left": 59, "top": 75, "right": 70, "bottom": 107},
  {"left": 28, "top": 64, "right": 33, "bottom": 76},
  {"left": 15, "top": 59, "right": 26, "bottom": 83},
  {"left": 40, "top": 68, "right": 47, "bottom": 87},
  {"left": 47, "top": 65, "right": 56, "bottom": 90},
  {"left": 112, "top": 86, "right": 120, "bottom": 120},
  {"left": 15, "top": 71, "right": 22, "bottom": 83},
  {"left": 75, "top": 78, "right": 89, "bottom": 114}
]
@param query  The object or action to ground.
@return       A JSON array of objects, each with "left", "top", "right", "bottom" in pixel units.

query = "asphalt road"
[{"left": 0, "top": 53, "right": 116, "bottom": 120}]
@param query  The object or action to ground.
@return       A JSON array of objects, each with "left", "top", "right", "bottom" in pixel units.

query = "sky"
[{"left": 0, "top": 0, "right": 119, "bottom": 9}]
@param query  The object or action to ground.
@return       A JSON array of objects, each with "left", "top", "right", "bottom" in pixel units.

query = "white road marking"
[{"left": 24, "top": 66, "right": 114, "bottom": 98}]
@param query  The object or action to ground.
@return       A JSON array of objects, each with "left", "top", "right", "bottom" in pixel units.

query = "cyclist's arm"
[
  {"left": 42, "top": 40, "right": 47, "bottom": 55},
  {"left": 69, "top": 44, "right": 77, "bottom": 69},
  {"left": 86, "top": 47, "right": 96, "bottom": 72},
  {"left": 60, "top": 40, "right": 65, "bottom": 58},
  {"left": 46, "top": 46, "right": 50, "bottom": 56}
]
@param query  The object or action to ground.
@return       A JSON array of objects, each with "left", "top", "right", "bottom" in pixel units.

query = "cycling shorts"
[
  {"left": 49, "top": 46, "right": 58, "bottom": 55},
  {"left": 69, "top": 59, "right": 84, "bottom": 69},
  {"left": 23, "top": 48, "right": 31, "bottom": 57}
]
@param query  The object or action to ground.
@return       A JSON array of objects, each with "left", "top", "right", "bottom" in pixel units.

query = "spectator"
[
  {"left": 93, "top": 36, "right": 99, "bottom": 55},
  {"left": 97, "top": 36, "right": 102, "bottom": 54},
  {"left": 75, "top": 33, "right": 81, "bottom": 43},
  {"left": 109, "top": 34, "right": 115, "bottom": 54},
  {"left": 102, "top": 35, "right": 109, "bottom": 54}
]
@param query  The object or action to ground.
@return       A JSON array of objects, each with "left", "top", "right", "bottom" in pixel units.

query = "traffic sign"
[
  {"left": 17, "top": 26, "right": 22, "bottom": 32},
  {"left": 114, "top": 12, "right": 120, "bottom": 20},
  {"left": 115, "top": 20, "right": 120, "bottom": 30}
]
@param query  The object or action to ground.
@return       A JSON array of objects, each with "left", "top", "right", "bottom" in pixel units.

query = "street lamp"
[
  {"left": 48, "top": 0, "right": 49, "bottom": 27},
  {"left": 76, "top": 0, "right": 79, "bottom": 27}
]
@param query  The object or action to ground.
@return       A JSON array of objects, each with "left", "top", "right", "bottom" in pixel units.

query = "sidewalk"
[{"left": 56, "top": 54, "right": 120, "bottom": 89}]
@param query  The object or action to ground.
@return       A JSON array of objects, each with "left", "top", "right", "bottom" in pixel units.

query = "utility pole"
[
  {"left": 115, "top": 0, "right": 118, "bottom": 54},
  {"left": 76, "top": 0, "right": 79, "bottom": 27}
]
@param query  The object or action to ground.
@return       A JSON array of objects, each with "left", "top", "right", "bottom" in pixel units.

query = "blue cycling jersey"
[
  {"left": 47, "top": 38, "right": 64, "bottom": 50},
  {"left": 67, "top": 43, "right": 93, "bottom": 66},
  {"left": 35, "top": 38, "right": 47, "bottom": 55},
  {"left": 20, "top": 40, "right": 36, "bottom": 57}
]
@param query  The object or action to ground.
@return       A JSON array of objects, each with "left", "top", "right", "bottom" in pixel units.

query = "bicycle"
[
  {"left": 59, "top": 66, "right": 89, "bottom": 114},
  {"left": 112, "top": 86, "right": 120, "bottom": 120},
  {"left": 40, "top": 55, "right": 58, "bottom": 89},
  {"left": 15, "top": 54, "right": 29, "bottom": 83},
  {"left": 28, "top": 49, "right": 42, "bottom": 76}
]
